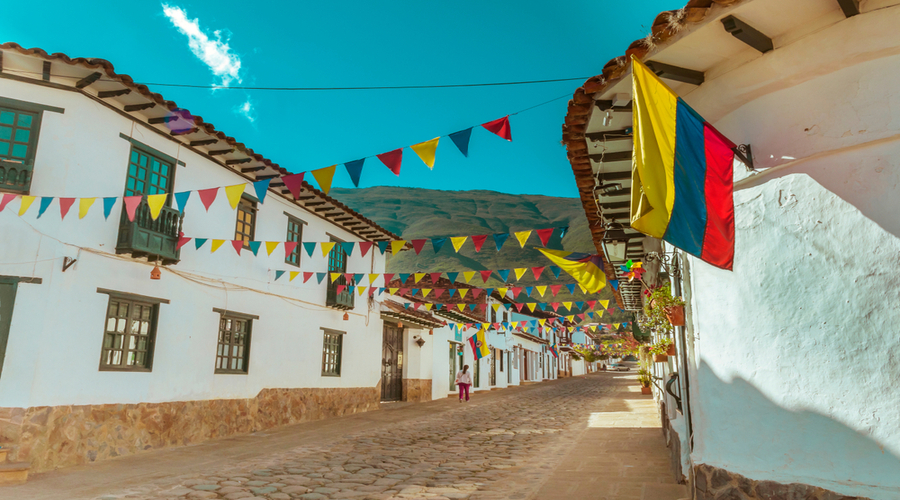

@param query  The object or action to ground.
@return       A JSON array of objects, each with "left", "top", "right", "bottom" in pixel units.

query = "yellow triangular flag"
[
  {"left": 514, "top": 268, "right": 527, "bottom": 280},
  {"left": 330, "top": 272, "right": 341, "bottom": 283},
  {"left": 511, "top": 322, "right": 519, "bottom": 328},
  {"left": 289, "top": 271, "right": 299, "bottom": 281},
  {"left": 457, "top": 304, "right": 466, "bottom": 312},
  {"left": 147, "top": 193, "right": 167, "bottom": 220},
  {"left": 211, "top": 239, "right": 225, "bottom": 252},
  {"left": 265, "top": 242, "right": 279, "bottom": 256},
  {"left": 421, "top": 289, "right": 432, "bottom": 297},
  {"left": 78, "top": 198, "right": 96, "bottom": 219},
  {"left": 579, "top": 284, "right": 588, "bottom": 293},
  {"left": 358, "top": 286, "right": 367, "bottom": 296},
  {"left": 410, "top": 137, "right": 439, "bottom": 169},
  {"left": 536, "top": 285, "right": 547, "bottom": 297},
  {"left": 566, "top": 315, "right": 575, "bottom": 321},
  {"left": 424, "top": 303, "right": 433, "bottom": 310},
  {"left": 414, "top": 273, "right": 426, "bottom": 283},
  {"left": 498, "top": 287, "right": 508, "bottom": 296},
  {"left": 391, "top": 240, "right": 406, "bottom": 255},
  {"left": 389, "top": 288, "right": 399, "bottom": 295},
  {"left": 563, "top": 301, "right": 572, "bottom": 310},
  {"left": 451, "top": 236, "right": 467, "bottom": 252},
  {"left": 527, "top": 303, "right": 536, "bottom": 312},
  {"left": 458, "top": 288, "right": 469, "bottom": 299},
  {"left": 492, "top": 303, "right": 501, "bottom": 311},
  {"left": 320, "top": 242, "right": 336, "bottom": 257},
  {"left": 514, "top": 230, "right": 532, "bottom": 248},
  {"left": 18, "top": 196, "right": 35, "bottom": 216},
  {"left": 224, "top": 184, "right": 246, "bottom": 209},
  {"left": 311, "top": 165, "right": 337, "bottom": 194},
  {"left": 538, "top": 319, "right": 547, "bottom": 326},
  {"left": 462, "top": 271, "right": 476, "bottom": 283},
  {"left": 368, "top": 274, "right": 379, "bottom": 285},
  {"left": 614, "top": 323, "right": 621, "bottom": 328},
  {"left": 600, "top": 300, "right": 610, "bottom": 309}
]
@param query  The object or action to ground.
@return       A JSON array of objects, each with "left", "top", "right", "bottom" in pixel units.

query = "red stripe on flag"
[{"left": 700, "top": 124, "right": 735, "bottom": 270}]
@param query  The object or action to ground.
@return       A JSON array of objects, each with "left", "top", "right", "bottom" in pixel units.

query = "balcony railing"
[
  {"left": 116, "top": 199, "right": 183, "bottom": 265},
  {"left": 0, "top": 160, "right": 33, "bottom": 194},
  {"left": 326, "top": 275, "right": 355, "bottom": 310}
]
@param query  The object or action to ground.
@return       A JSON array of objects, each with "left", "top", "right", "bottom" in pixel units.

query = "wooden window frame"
[
  {"left": 96, "top": 289, "right": 166, "bottom": 372},
  {"left": 234, "top": 195, "right": 257, "bottom": 249},
  {"left": 284, "top": 213, "right": 305, "bottom": 267},
  {"left": 123, "top": 143, "right": 176, "bottom": 199},
  {"left": 321, "top": 328, "right": 344, "bottom": 377},
  {"left": 214, "top": 309, "right": 255, "bottom": 374}
]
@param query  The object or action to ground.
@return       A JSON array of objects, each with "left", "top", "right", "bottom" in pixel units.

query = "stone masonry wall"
[
  {"left": 0, "top": 385, "right": 380, "bottom": 473},
  {"left": 402, "top": 379, "right": 432, "bottom": 403},
  {"left": 694, "top": 464, "right": 872, "bottom": 500}
]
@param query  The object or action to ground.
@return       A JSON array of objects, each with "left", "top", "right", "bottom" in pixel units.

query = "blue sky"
[{"left": 2, "top": 0, "right": 679, "bottom": 198}]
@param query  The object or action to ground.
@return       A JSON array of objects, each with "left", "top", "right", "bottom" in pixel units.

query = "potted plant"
[
  {"left": 642, "top": 283, "right": 686, "bottom": 331},
  {"left": 638, "top": 369, "right": 652, "bottom": 394},
  {"left": 648, "top": 337, "right": 673, "bottom": 363}
]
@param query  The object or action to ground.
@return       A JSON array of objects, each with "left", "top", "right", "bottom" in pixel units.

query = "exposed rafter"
[
  {"left": 124, "top": 102, "right": 156, "bottom": 112},
  {"left": 148, "top": 115, "right": 178, "bottom": 124},
  {"left": 836, "top": 0, "right": 859, "bottom": 17},
  {"left": 722, "top": 16, "right": 773, "bottom": 53},
  {"left": 189, "top": 138, "right": 217, "bottom": 147},
  {"left": 98, "top": 88, "right": 131, "bottom": 98},
  {"left": 75, "top": 72, "right": 102, "bottom": 89},
  {"left": 208, "top": 149, "right": 234, "bottom": 156},
  {"left": 645, "top": 61, "right": 704, "bottom": 85},
  {"left": 225, "top": 158, "right": 252, "bottom": 165},
  {"left": 585, "top": 129, "right": 632, "bottom": 142},
  {"left": 589, "top": 150, "right": 633, "bottom": 163},
  {"left": 170, "top": 127, "right": 197, "bottom": 136}
]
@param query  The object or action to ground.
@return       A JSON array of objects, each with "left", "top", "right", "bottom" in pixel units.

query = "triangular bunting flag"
[
  {"left": 497, "top": 269, "right": 510, "bottom": 282},
  {"left": 249, "top": 241, "right": 262, "bottom": 256},
  {"left": 284, "top": 242, "right": 299, "bottom": 258},
  {"left": 330, "top": 273, "right": 341, "bottom": 284},
  {"left": 566, "top": 283, "right": 576, "bottom": 294},
  {"left": 368, "top": 274, "right": 379, "bottom": 285},
  {"left": 231, "top": 240, "right": 243, "bottom": 255},
  {"left": 536, "top": 285, "right": 547, "bottom": 297},
  {"left": 198, "top": 188, "right": 218, "bottom": 211},
  {"left": 176, "top": 237, "right": 191, "bottom": 250},
  {"left": 253, "top": 179, "right": 270, "bottom": 203},
  {"left": 77, "top": 197, "right": 94, "bottom": 219},
  {"left": 398, "top": 273, "right": 410, "bottom": 284},
  {"left": 493, "top": 233, "right": 509, "bottom": 251},
  {"left": 224, "top": 184, "right": 246, "bottom": 209},
  {"left": 527, "top": 303, "right": 536, "bottom": 312},
  {"left": 123, "top": 196, "right": 141, "bottom": 221},
  {"left": 377, "top": 241, "right": 389, "bottom": 254},
  {"left": 470, "top": 235, "right": 488, "bottom": 252},
  {"left": 37, "top": 197, "right": 53, "bottom": 218},
  {"left": 377, "top": 149, "right": 403, "bottom": 176},
  {"left": 410, "top": 137, "right": 439, "bottom": 169},
  {"left": 411, "top": 239, "right": 427, "bottom": 255},
  {"left": 194, "top": 238, "right": 208, "bottom": 249},
  {"left": 174, "top": 191, "right": 190, "bottom": 213},
  {"left": 265, "top": 241, "right": 280, "bottom": 256},
  {"left": 359, "top": 241, "right": 373, "bottom": 257},
  {"left": 58, "top": 198, "right": 75, "bottom": 219},
  {"left": 211, "top": 239, "right": 226, "bottom": 252},
  {"left": 0, "top": 194, "right": 15, "bottom": 212},
  {"left": 316, "top": 273, "right": 327, "bottom": 284},
  {"left": 531, "top": 266, "right": 545, "bottom": 280},
  {"left": 514, "top": 268, "right": 527, "bottom": 281},
  {"left": 482, "top": 116, "right": 512, "bottom": 141},
  {"left": 18, "top": 196, "right": 35, "bottom": 216},
  {"left": 449, "top": 128, "right": 472, "bottom": 157},
  {"left": 430, "top": 272, "right": 442, "bottom": 283},
  {"left": 514, "top": 230, "right": 532, "bottom": 248},
  {"left": 480, "top": 270, "right": 493, "bottom": 283},
  {"left": 275, "top": 270, "right": 285, "bottom": 281},
  {"left": 383, "top": 273, "right": 395, "bottom": 284},
  {"left": 289, "top": 271, "right": 300, "bottom": 282},
  {"left": 311, "top": 165, "right": 337, "bottom": 194},
  {"left": 147, "top": 194, "right": 167, "bottom": 220},
  {"left": 344, "top": 159, "right": 365, "bottom": 187},
  {"left": 610, "top": 279, "right": 619, "bottom": 290},
  {"left": 281, "top": 173, "right": 306, "bottom": 199},
  {"left": 535, "top": 228, "right": 554, "bottom": 246},
  {"left": 340, "top": 242, "right": 355, "bottom": 257},
  {"left": 462, "top": 271, "right": 476, "bottom": 283},
  {"left": 303, "top": 242, "right": 316, "bottom": 257},
  {"left": 431, "top": 238, "right": 447, "bottom": 253},
  {"left": 320, "top": 242, "right": 336, "bottom": 257},
  {"left": 550, "top": 284, "right": 562, "bottom": 296},
  {"left": 458, "top": 288, "right": 469, "bottom": 299},
  {"left": 550, "top": 266, "right": 562, "bottom": 278},
  {"left": 414, "top": 273, "right": 426, "bottom": 284},
  {"left": 102, "top": 197, "right": 117, "bottom": 220},
  {"left": 446, "top": 272, "right": 459, "bottom": 283},
  {"left": 451, "top": 236, "right": 467, "bottom": 252},
  {"left": 391, "top": 240, "right": 406, "bottom": 255}
]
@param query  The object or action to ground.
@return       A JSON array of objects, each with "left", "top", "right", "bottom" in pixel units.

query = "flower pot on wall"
[
  {"left": 665, "top": 306, "right": 685, "bottom": 326},
  {"left": 654, "top": 354, "right": 668, "bottom": 363},
  {"left": 666, "top": 344, "right": 676, "bottom": 356},
  {"left": 641, "top": 386, "right": 652, "bottom": 395}
]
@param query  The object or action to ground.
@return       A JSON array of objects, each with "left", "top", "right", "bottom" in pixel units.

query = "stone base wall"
[
  {"left": 694, "top": 464, "right": 872, "bottom": 500},
  {"left": 0, "top": 385, "right": 380, "bottom": 473},
  {"left": 402, "top": 379, "right": 432, "bottom": 402}
]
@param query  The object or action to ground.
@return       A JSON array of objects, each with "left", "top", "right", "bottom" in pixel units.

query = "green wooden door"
[
  {"left": 449, "top": 343, "right": 456, "bottom": 391},
  {"left": 0, "top": 281, "right": 18, "bottom": 380}
]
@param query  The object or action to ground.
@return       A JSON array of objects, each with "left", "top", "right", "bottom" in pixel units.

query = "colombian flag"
[
  {"left": 537, "top": 249, "right": 606, "bottom": 293},
  {"left": 549, "top": 344, "right": 559, "bottom": 359},
  {"left": 468, "top": 329, "right": 490, "bottom": 359},
  {"left": 631, "top": 56, "right": 735, "bottom": 270}
]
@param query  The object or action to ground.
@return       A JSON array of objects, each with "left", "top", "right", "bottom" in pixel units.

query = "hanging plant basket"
[
  {"left": 654, "top": 354, "right": 668, "bottom": 363},
  {"left": 665, "top": 305, "right": 685, "bottom": 326},
  {"left": 640, "top": 386, "right": 652, "bottom": 395},
  {"left": 666, "top": 344, "right": 676, "bottom": 356}
]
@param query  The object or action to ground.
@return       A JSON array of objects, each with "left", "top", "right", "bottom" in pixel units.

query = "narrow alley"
[{"left": 2, "top": 373, "right": 685, "bottom": 500}]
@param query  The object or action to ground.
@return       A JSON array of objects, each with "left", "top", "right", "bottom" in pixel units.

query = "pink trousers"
[{"left": 458, "top": 383, "right": 470, "bottom": 401}]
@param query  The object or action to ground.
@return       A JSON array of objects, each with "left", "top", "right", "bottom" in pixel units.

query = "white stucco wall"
[
  {"left": 0, "top": 78, "right": 388, "bottom": 408},
  {"left": 676, "top": 6, "right": 900, "bottom": 498}
]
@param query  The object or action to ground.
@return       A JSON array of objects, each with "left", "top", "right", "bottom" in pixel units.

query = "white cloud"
[
  {"left": 162, "top": 4, "right": 242, "bottom": 87},
  {"left": 234, "top": 98, "right": 256, "bottom": 123}
]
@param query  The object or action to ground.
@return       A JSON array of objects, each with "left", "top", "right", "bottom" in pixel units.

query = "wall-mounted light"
[{"left": 413, "top": 335, "right": 425, "bottom": 347}]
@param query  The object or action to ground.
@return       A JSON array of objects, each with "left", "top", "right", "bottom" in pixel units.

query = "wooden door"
[
  {"left": 381, "top": 325, "right": 403, "bottom": 401},
  {"left": 449, "top": 342, "right": 457, "bottom": 391},
  {"left": 0, "top": 280, "right": 17, "bottom": 380}
]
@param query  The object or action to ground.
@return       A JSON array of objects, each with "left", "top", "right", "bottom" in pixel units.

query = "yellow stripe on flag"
[
  {"left": 18, "top": 196, "right": 35, "bottom": 216},
  {"left": 537, "top": 248, "right": 606, "bottom": 293},
  {"left": 211, "top": 239, "right": 225, "bottom": 252},
  {"left": 320, "top": 242, "right": 336, "bottom": 257},
  {"left": 78, "top": 198, "right": 96, "bottom": 219},
  {"left": 265, "top": 241, "right": 279, "bottom": 256},
  {"left": 391, "top": 240, "right": 406, "bottom": 255},
  {"left": 411, "top": 137, "right": 439, "bottom": 169},
  {"left": 631, "top": 56, "right": 678, "bottom": 238},
  {"left": 451, "top": 236, "right": 467, "bottom": 252},
  {"left": 147, "top": 193, "right": 167, "bottom": 220},
  {"left": 224, "top": 184, "right": 246, "bottom": 209}
]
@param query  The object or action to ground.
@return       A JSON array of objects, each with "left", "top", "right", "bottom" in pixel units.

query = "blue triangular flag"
[
  {"left": 538, "top": 303, "right": 547, "bottom": 311},
  {"left": 550, "top": 266, "right": 562, "bottom": 278},
  {"left": 353, "top": 273, "right": 365, "bottom": 283},
  {"left": 194, "top": 238, "right": 208, "bottom": 249},
  {"left": 610, "top": 279, "right": 619, "bottom": 290},
  {"left": 493, "top": 233, "right": 509, "bottom": 251},
  {"left": 344, "top": 159, "right": 365, "bottom": 187},
  {"left": 253, "top": 179, "right": 271, "bottom": 203},
  {"left": 525, "top": 286, "right": 533, "bottom": 297},
  {"left": 431, "top": 238, "right": 447, "bottom": 254},
  {"left": 566, "top": 284, "right": 576, "bottom": 294},
  {"left": 469, "top": 304, "right": 477, "bottom": 311},
  {"left": 378, "top": 287, "right": 385, "bottom": 294},
  {"left": 303, "top": 242, "right": 316, "bottom": 257},
  {"left": 37, "top": 197, "right": 53, "bottom": 218},
  {"left": 558, "top": 226, "right": 569, "bottom": 239},
  {"left": 102, "top": 197, "right": 117, "bottom": 220},
  {"left": 316, "top": 272, "right": 327, "bottom": 284},
  {"left": 575, "top": 301, "right": 584, "bottom": 310},
  {"left": 497, "top": 269, "right": 511, "bottom": 282},
  {"left": 449, "top": 128, "right": 473, "bottom": 157},
  {"left": 377, "top": 241, "right": 389, "bottom": 254},
  {"left": 399, "top": 273, "right": 410, "bottom": 284},
  {"left": 248, "top": 241, "right": 262, "bottom": 256},
  {"left": 447, "top": 289, "right": 457, "bottom": 298},
  {"left": 275, "top": 270, "right": 285, "bottom": 281},
  {"left": 174, "top": 191, "right": 191, "bottom": 213},
  {"left": 340, "top": 242, "right": 355, "bottom": 257},
  {"left": 411, "top": 288, "right": 420, "bottom": 296},
  {"left": 445, "top": 271, "right": 458, "bottom": 283},
  {"left": 404, "top": 303, "right": 411, "bottom": 309},
  {"left": 485, "top": 288, "right": 494, "bottom": 295}
]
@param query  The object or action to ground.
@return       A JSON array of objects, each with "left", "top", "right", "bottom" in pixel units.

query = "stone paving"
[{"left": 4, "top": 372, "right": 684, "bottom": 500}]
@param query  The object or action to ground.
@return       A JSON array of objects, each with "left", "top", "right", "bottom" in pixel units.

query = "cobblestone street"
[{"left": 5, "top": 373, "right": 685, "bottom": 500}]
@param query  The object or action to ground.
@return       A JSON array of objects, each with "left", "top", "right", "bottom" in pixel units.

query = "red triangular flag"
[
  {"left": 369, "top": 287, "right": 377, "bottom": 296},
  {"left": 383, "top": 273, "right": 395, "bottom": 285},
  {"left": 471, "top": 235, "right": 488, "bottom": 252},
  {"left": 535, "top": 228, "right": 554, "bottom": 246},
  {"left": 123, "top": 196, "right": 142, "bottom": 221},
  {"left": 471, "top": 288, "right": 482, "bottom": 298},
  {"left": 411, "top": 239, "right": 427, "bottom": 255},
  {"left": 345, "top": 273, "right": 354, "bottom": 283},
  {"left": 231, "top": 240, "right": 243, "bottom": 255},
  {"left": 0, "top": 194, "right": 16, "bottom": 212},
  {"left": 284, "top": 241, "right": 298, "bottom": 258},
  {"left": 433, "top": 288, "right": 444, "bottom": 298},
  {"left": 281, "top": 173, "right": 306, "bottom": 199},
  {"left": 198, "top": 188, "right": 218, "bottom": 211},
  {"left": 482, "top": 116, "right": 512, "bottom": 141},
  {"left": 577, "top": 313, "right": 585, "bottom": 321},
  {"left": 176, "top": 237, "right": 192, "bottom": 250},
  {"left": 531, "top": 266, "right": 545, "bottom": 280},
  {"left": 398, "top": 288, "right": 410, "bottom": 295},
  {"left": 359, "top": 241, "right": 373, "bottom": 257},
  {"left": 336, "top": 285, "right": 346, "bottom": 295},
  {"left": 515, "top": 303, "right": 525, "bottom": 312},
  {"left": 478, "top": 304, "right": 487, "bottom": 312},
  {"left": 587, "top": 300, "right": 596, "bottom": 309},
  {"left": 479, "top": 270, "right": 492, "bottom": 283},
  {"left": 550, "top": 284, "right": 562, "bottom": 296},
  {"left": 303, "top": 272, "right": 314, "bottom": 283},
  {"left": 377, "top": 149, "right": 403, "bottom": 176},
  {"left": 511, "top": 287, "right": 522, "bottom": 298},
  {"left": 430, "top": 272, "right": 442, "bottom": 284},
  {"left": 551, "top": 303, "right": 560, "bottom": 312},
  {"left": 59, "top": 198, "right": 75, "bottom": 219}
]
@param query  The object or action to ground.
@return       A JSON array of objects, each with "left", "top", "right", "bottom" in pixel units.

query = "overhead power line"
[{"left": 134, "top": 76, "right": 592, "bottom": 91}]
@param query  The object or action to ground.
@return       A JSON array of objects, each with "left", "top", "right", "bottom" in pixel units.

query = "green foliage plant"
[
  {"left": 648, "top": 337, "right": 674, "bottom": 355},
  {"left": 640, "top": 283, "right": 685, "bottom": 336},
  {"left": 637, "top": 369, "right": 652, "bottom": 388}
]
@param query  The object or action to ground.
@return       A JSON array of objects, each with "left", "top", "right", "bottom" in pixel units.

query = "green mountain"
[{"left": 332, "top": 186, "right": 631, "bottom": 323}]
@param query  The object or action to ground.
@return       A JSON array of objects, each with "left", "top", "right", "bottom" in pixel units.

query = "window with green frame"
[
  {"left": 125, "top": 147, "right": 174, "bottom": 198},
  {"left": 0, "top": 107, "right": 39, "bottom": 165},
  {"left": 285, "top": 216, "right": 304, "bottom": 266}
]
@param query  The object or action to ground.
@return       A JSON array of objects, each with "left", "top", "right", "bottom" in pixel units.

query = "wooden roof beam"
[
  {"left": 305, "top": 201, "right": 326, "bottom": 207},
  {"left": 596, "top": 170, "right": 631, "bottom": 181},
  {"left": 148, "top": 115, "right": 178, "bottom": 124},
  {"left": 75, "top": 72, "right": 102, "bottom": 89},
  {"left": 98, "top": 88, "right": 131, "bottom": 98},
  {"left": 589, "top": 150, "right": 633, "bottom": 163},
  {"left": 595, "top": 100, "right": 632, "bottom": 112},
  {"left": 722, "top": 16, "right": 773, "bottom": 53},
  {"left": 645, "top": 61, "right": 704, "bottom": 85},
  {"left": 585, "top": 129, "right": 632, "bottom": 142},
  {"left": 241, "top": 166, "right": 266, "bottom": 173},
  {"left": 314, "top": 206, "right": 335, "bottom": 212},
  {"left": 225, "top": 158, "right": 252, "bottom": 165},
  {"left": 124, "top": 102, "right": 156, "bottom": 112},
  {"left": 208, "top": 149, "right": 234, "bottom": 156},
  {"left": 170, "top": 127, "right": 197, "bottom": 136},
  {"left": 837, "top": 0, "right": 859, "bottom": 17}
]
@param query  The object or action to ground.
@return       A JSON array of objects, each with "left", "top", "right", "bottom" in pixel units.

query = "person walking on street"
[{"left": 456, "top": 365, "right": 472, "bottom": 402}]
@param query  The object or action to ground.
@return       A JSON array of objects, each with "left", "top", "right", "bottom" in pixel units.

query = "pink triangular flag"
[
  {"left": 0, "top": 194, "right": 15, "bottom": 212},
  {"left": 176, "top": 237, "right": 192, "bottom": 250},
  {"left": 281, "top": 173, "right": 306, "bottom": 199},
  {"left": 284, "top": 241, "right": 298, "bottom": 258},
  {"left": 124, "top": 196, "right": 142, "bottom": 221},
  {"left": 482, "top": 116, "right": 512, "bottom": 141},
  {"left": 550, "top": 284, "right": 562, "bottom": 296},
  {"left": 232, "top": 240, "right": 243, "bottom": 255},
  {"left": 471, "top": 288, "right": 482, "bottom": 298},
  {"left": 535, "top": 228, "right": 554, "bottom": 246},
  {"left": 514, "top": 303, "right": 525, "bottom": 312},
  {"left": 479, "top": 270, "right": 492, "bottom": 283},
  {"left": 198, "top": 188, "right": 219, "bottom": 211},
  {"left": 587, "top": 300, "right": 596, "bottom": 309},
  {"left": 411, "top": 239, "right": 427, "bottom": 255},
  {"left": 531, "top": 266, "right": 545, "bottom": 280},
  {"left": 58, "top": 198, "right": 76, "bottom": 219},
  {"left": 471, "top": 235, "right": 488, "bottom": 252},
  {"left": 336, "top": 285, "right": 346, "bottom": 295},
  {"left": 383, "top": 273, "right": 395, "bottom": 285},
  {"left": 433, "top": 289, "right": 444, "bottom": 298},
  {"left": 430, "top": 272, "right": 442, "bottom": 283},
  {"left": 359, "top": 241, "right": 373, "bottom": 257},
  {"left": 377, "top": 149, "right": 403, "bottom": 176},
  {"left": 303, "top": 272, "right": 314, "bottom": 283}
]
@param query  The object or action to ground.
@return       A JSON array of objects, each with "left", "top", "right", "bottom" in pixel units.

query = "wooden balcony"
[
  {"left": 326, "top": 275, "right": 356, "bottom": 310},
  {"left": 0, "top": 160, "right": 33, "bottom": 194},
  {"left": 116, "top": 200, "right": 183, "bottom": 265}
]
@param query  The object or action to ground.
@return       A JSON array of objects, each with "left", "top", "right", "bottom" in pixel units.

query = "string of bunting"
[
  {"left": 0, "top": 116, "right": 515, "bottom": 222},
  {"left": 391, "top": 298, "right": 612, "bottom": 314},
  {"left": 444, "top": 314, "right": 631, "bottom": 335},
  {"left": 176, "top": 226, "right": 569, "bottom": 257}
]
